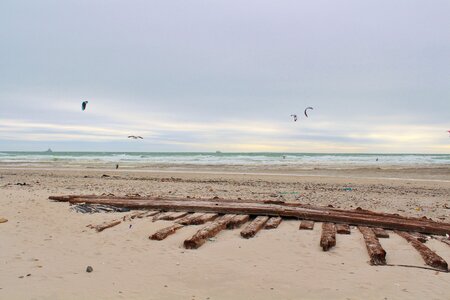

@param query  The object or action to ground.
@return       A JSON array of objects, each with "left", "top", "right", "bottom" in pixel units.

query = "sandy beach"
[{"left": 1, "top": 165, "right": 449, "bottom": 300}]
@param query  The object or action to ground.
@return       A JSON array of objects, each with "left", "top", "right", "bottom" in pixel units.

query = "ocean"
[{"left": 0, "top": 152, "right": 449, "bottom": 167}]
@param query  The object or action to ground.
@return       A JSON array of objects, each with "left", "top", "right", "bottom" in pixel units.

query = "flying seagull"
[
  {"left": 128, "top": 136, "right": 144, "bottom": 139},
  {"left": 304, "top": 107, "right": 313, "bottom": 118},
  {"left": 81, "top": 101, "right": 89, "bottom": 111},
  {"left": 290, "top": 114, "right": 298, "bottom": 122}
]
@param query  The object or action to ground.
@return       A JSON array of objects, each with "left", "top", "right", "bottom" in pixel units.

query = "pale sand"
[{"left": 1, "top": 166, "right": 449, "bottom": 300}]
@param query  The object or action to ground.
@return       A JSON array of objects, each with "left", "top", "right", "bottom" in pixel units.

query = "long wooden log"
[
  {"left": 372, "top": 228, "right": 389, "bottom": 238},
  {"left": 190, "top": 213, "right": 218, "bottom": 225},
  {"left": 227, "top": 215, "right": 250, "bottom": 229},
  {"left": 50, "top": 196, "right": 450, "bottom": 235},
  {"left": 49, "top": 195, "right": 427, "bottom": 221},
  {"left": 159, "top": 212, "right": 189, "bottom": 221},
  {"left": 241, "top": 216, "right": 269, "bottom": 238},
  {"left": 358, "top": 226, "right": 386, "bottom": 265},
  {"left": 396, "top": 231, "right": 448, "bottom": 271},
  {"left": 320, "top": 223, "right": 336, "bottom": 251},
  {"left": 336, "top": 224, "right": 351, "bottom": 234},
  {"left": 54, "top": 194, "right": 442, "bottom": 226},
  {"left": 61, "top": 195, "right": 446, "bottom": 230},
  {"left": 93, "top": 220, "right": 121, "bottom": 232},
  {"left": 299, "top": 220, "right": 315, "bottom": 230},
  {"left": 176, "top": 213, "right": 205, "bottom": 225},
  {"left": 150, "top": 224, "right": 184, "bottom": 240},
  {"left": 184, "top": 214, "right": 236, "bottom": 249},
  {"left": 265, "top": 217, "right": 282, "bottom": 229}
]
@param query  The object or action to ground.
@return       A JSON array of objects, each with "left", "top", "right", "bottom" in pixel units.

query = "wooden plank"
[
  {"left": 372, "top": 228, "right": 389, "bottom": 238},
  {"left": 176, "top": 213, "right": 205, "bottom": 225},
  {"left": 51, "top": 196, "right": 450, "bottom": 235},
  {"left": 336, "top": 224, "right": 351, "bottom": 234},
  {"left": 358, "top": 226, "right": 386, "bottom": 265},
  {"left": 396, "top": 231, "right": 448, "bottom": 271},
  {"left": 299, "top": 220, "right": 314, "bottom": 230},
  {"left": 241, "top": 216, "right": 269, "bottom": 239},
  {"left": 320, "top": 223, "right": 336, "bottom": 251},
  {"left": 227, "top": 215, "right": 250, "bottom": 229},
  {"left": 159, "top": 212, "right": 189, "bottom": 221},
  {"left": 409, "top": 232, "right": 429, "bottom": 243},
  {"left": 123, "top": 211, "right": 147, "bottom": 221},
  {"left": 184, "top": 214, "right": 236, "bottom": 249},
  {"left": 265, "top": 217, "right": 282, "bottom": 229},
  {"left": 150, "top": 224, "right": 184, "bottom": 240},
  {"left": 138, "top": 210, "right": 158, "bottom": 218},
  {"left": 152, "top": 212, "right": 173, "bottom": 222},
  {"left": 93, "top": 220, "right": 121, "bottom": 232},
  {"left": 190, "top": 213, "right": 218, "bottom": 225}
]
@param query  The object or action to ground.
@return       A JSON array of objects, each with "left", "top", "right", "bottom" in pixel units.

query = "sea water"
[{"left": 0, "top": 151, "right": 449, "bottom": 167}]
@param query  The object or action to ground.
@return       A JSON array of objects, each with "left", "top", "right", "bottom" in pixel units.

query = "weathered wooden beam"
[
  {"left": 184, "top": 214, "right": 236, "bottom": 249},
  {"left": 299, "top": 220, "right": 315, "bottom": 230},
  {"left": 241, "top": 216, "right": 269, "bottom": 238},
  {"left": 159, "top": 212, "right": 189, "bottom": 221},
  {"left": 50, "top": 196, "right": 450, "bottom": 235},
  {"left": 92, "top": 219, "right": 121, "bottom": 232},
  {"left": 372, "top": 228, "right": 390, "bottom": 238},
  {"left": 396, "top": 231, "right": 448, "bottom": 271},
  {"left": 150, "top": 224, "right": 184, "bottom": 240},
  {"left": 226, "top": 215, "right": 250, "bottom": 229},
  {"left": 265, "top": 217, "right": 282, "bottom": 229},
  {"left": 138, "top": 210, "right": 158, "bottom": 218},
  {"left": 190, "top": 213, "right": 218, "bottom": 225},
  {"left": 320, "top": 223, "right": 336, "bottom": 251},
  {"left": 152, "top": 212, "right": 173, "bottom": 222},
  {"left": 336, "top": 224, "right": 351, "bottom": 234},
  {"left": 358, "top": 226, "right": 386, "bottom": 265},
  {"left": 409, "top": 232, "right": 429, "bottom": 243},
  {"left": 176, "top": 213, "right": 205, "bottom": 225},
  {"left": 123, "top": 211, "right": 147, "bottom": 221}
]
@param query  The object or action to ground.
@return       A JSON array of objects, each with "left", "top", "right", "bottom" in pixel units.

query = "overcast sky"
[{"left": 0, "top": 0, "right": 449, "bottom": 153}]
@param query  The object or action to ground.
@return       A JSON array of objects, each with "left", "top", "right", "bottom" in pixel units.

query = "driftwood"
[
  {"left": 159, "top": 212, "right": 189, "bottom": 221},
  {"left": 176, "top": 213, "right": 205, "bottom": 225},
  {"left": 123, "top": 211, "right": 147, "bottom": 221},
  {"left": 358, "top": 226, "right": 386, "bottom": 265},
  {"left": 241, "top": 216, "right": 269, "bottom": 238},
  {"left": 49, "top": 195, "right": 450, "bottom": 235},
  {"left": 227, "top": 215, "right": 250, "bottom": 229},
  {"left": 409, "top": 232, "right": 429, "bottom": 243},
  {"left": 150, "top": 224, "right": 184, "bottom": 240},
  {"left": 92, "top": 220, "right": 121, "bottom": 232},
  {"left": 299, "top": 220, "right": 315, "bottom": 230},
  {"left": 336, "top": 224, "right": 351, "bottom": 234},
  {"left": 320, "top": 223, "right": 336, "bottom": 251},
  {"left": 190, "top": 213, "right": 218, "bottom": 225},
  {"left": 184, "top": 214, "right": 236, "bottom": 249},
  {"left": 396, "top": 231, "right": 448, "bottom": 271},
  {"left": 372, "top": 228, "right": 389, "bottom": 238},
  {"left": 265, "top": 217, "right": 282, "bottom": 229},
  {"left": 152, "top": 212, "right": 173, "bottom": 222},
  {"left": 142, "top": 210, "right": 160, "bottom": 218}
]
